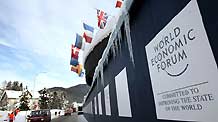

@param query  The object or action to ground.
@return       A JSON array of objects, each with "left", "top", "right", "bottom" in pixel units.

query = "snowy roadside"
[
  {"left": 0, "top": 111, "right": 10, "bottom": 122},
  {"left": 14, "top": 111, "right": 30, "bottom": 122},
  {"left": 0, "top": 109, "right": 64, "bottom": 122}
]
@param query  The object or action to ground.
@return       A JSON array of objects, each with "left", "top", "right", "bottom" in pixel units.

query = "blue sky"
[{"left": 0, "top": 0, "right": 119, "bottom": 91}]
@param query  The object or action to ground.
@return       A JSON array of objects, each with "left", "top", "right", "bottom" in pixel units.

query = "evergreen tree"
[
  {"left": 39, "top": 88, "right": 50, "bottom": 109},
  {"left": 5, "top": 81, "right": 23, "bottom": 91},
  {"left": 50, "top": 91, "right": 57, "bottom": 109},
  {"left": 12, "top": 81, "right": 20, "bottom": 91},
  {"left": 19, "top": 89, "right": 31, "bottom": 111},
  {"left": 49, "top": 91, "right": 64, "bottom": 109},
  {"left": 6, "top": 81, "right": 12, "bottom": 90},
  {"left": 19, "top": 83, "right": 23, "bottom": 91},
  {"left": 60, "top": 92, "right": 66, "bottom": 109}
]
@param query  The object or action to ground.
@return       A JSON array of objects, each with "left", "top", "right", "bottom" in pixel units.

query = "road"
[{"left": 52, "top": 113, "right": 88, "bottom": 122}]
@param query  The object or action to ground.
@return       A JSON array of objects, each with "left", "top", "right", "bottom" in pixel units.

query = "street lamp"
[
  {"left": 33, "top": 72, "right": 47, "bottom": 95},
  {"left": 31, "top": 72, "right": 47, "bottom": 110}
]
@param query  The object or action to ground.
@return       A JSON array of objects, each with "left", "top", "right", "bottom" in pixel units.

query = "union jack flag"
[{"left": 97, "top": 9, "right": 108, "bottom": 29}]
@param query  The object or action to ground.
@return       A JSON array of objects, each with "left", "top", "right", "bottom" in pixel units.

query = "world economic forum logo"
[{"left": 149, "top": 26, "right": 195, "bottom": 77}]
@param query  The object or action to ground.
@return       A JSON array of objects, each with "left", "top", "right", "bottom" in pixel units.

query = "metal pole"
[
  {"left": 32, "top": 72, "right": 47, "bottom": 110},
  {"left": 33, "top": 72, "right": 47, "bottom": 93}
]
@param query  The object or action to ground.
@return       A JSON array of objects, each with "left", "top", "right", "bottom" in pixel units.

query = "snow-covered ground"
[
  {"left": 14, "top": 111, "right": 30, "bottom": 122},
  {"left": 0, "top": 109, "right": 64, "bottom": 122},
  {"left": 0, "top": 111, "right": 9, "bottom": 122}
]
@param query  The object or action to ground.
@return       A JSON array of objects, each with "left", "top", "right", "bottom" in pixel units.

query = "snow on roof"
[
  {"left": 82, "top": 12, "right": 120, "bottom": 64},
  {"left": 4, "top": 90, "right": 22, "bottom": 99},
  {"left": 1, "top": 90, "right": 40, "bottom": 100}
]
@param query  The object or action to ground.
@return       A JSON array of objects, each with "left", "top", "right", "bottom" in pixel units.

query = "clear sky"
[{"left": 0, "top": 0, "right": 119, "bottom": 91}]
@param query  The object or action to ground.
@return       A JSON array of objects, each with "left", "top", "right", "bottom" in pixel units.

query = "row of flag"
[
  {"left": 70, "top": 23, "right": 95, "bottom": 76},
  {"left": 70, "top": 0, "right": 124, "bottom": 76}
]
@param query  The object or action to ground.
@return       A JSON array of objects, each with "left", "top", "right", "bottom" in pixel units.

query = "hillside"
[{"left": 47, "top": 84, "right": 90, "bottom": 103}]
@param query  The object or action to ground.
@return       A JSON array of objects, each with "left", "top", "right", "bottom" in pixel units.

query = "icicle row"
[{"left": 124, "top": 13, "right": 135, "bottom": 67}]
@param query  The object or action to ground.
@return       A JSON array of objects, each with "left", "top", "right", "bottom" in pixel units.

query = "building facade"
[
  {"left": 0, "top": 90, "right": 22, "bottom": 110},
  {"left": 83, "top": 0, "right": 218, "bottom": 122}
]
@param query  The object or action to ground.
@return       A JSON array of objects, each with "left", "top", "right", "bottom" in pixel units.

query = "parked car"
[
  {"left": 77, "top": 106, "right": 83, "bottom": 115},
  {"left": 72, "top": 107, "right": 76, "bottom": 113},
  {"left": 27, "top": 109, "right": 51, "bottom": 122},
  {"left": 64, "top": 108, "right": 73, "bottom": 116}
]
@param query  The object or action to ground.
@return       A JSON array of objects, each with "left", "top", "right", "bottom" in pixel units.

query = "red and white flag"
[
  {"left": 71, "top": 45, "right": 80, "bottom": 59},
  {"left": 83, "top": 23, "right": 94, "bottom": 43},
  {"left": 115, "top": 0, "right": 124, "bottom": 8}
]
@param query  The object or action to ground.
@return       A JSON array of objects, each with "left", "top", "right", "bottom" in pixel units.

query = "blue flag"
[
  {"left": 75, "top": 34, "right": 83, "bottom": 49},
  {"left": 70, "top": 57, "right": 79, "bottom": 66}
]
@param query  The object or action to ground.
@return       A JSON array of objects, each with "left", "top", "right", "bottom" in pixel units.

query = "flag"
[
  {"left": 75, "top": 34, "right": 83, "bottom": 49},
  {"left": 97, "top": 9, "right": 108, "bottom": 29},
  {"left": 79, "top": 71, "right": 84, "bottom": 77},
  {"left": 70, "top": 57, "right": 79, "bottom": 66},
  {"left": 71, "top": 65, "right": 79, "bottom": 72},
  {"left": 115, "top": 0, "right": 124, "bottom": 8},
  {"left": 71, "top": 64, "right": 83, "bottom": 75},
  {"left": 71, "top": 45, "right": 80, "bottom": 59},
  {"left": 83, "top": 23, "right": 94, "bottom": 43},
  {"left": 77, "top": 64, "right": 83, "bottom": 75}
]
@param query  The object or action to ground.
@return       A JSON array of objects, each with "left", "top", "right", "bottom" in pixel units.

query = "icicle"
[
  {"left": 118, "top": 30, "right": 122, "bottom": 53},
  {"left": 118, "top": 30, "right": 122, "bottom": 41},
  {"left": 83, "top": 0, "right": 134, "bottom": 110},
  {"left": 114, "top": 38, "right": 119, "bottom": 55},
  {"left": 100, "top": 65, "right": 104, "bottom": 87},
  {"left": 124, "top": 13, "right": 135, "bottom": 67},
  {"left": 105, "top": 55, "right": 108, "bottom": 66},
  {"left": 111, "top": 42, "right": 116, "bottom": 58},
  {"left": 97, "top": 72, "right": 100, "bottom": 89}
]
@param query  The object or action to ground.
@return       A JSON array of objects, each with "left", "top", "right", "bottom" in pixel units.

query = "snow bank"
[
  {"left": 0, "top": 110, "right": 31, "bottom": 122},
  {"left": 15, "top": 111, "right": 30, "bottom": 122},
  {"left": 0, "top": 109, "right": 65, "bottom": 122},
  {"left": 0, "top": 111, "right": 9, "bottom": 122}
]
